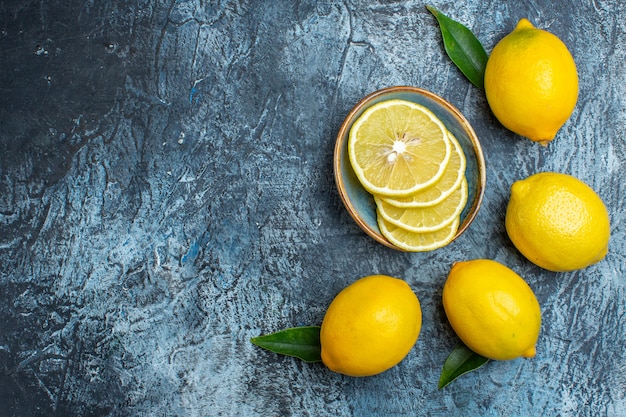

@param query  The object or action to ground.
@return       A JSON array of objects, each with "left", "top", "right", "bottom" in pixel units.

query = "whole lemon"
[
  {"left": 484, "top": 19, "right": 578, "bottom": 145},
  {"left": 320, "top": 275, "right": 422, "bottom": 377},
  {"left": 443, "top": 259, "right": 541, "bottom": 360},
  {"left": 506, "top": 172, "right": 610, "bottom": 272}
]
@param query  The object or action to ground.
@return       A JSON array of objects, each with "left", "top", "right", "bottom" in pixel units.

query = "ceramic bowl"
[{"left": 334, "top": 86, "right": 486, "bottom": 251}]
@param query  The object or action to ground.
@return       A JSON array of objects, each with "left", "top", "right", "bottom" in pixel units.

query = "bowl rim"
[{"left": 333, "top": 85, "right": 487, "bottom": 251}]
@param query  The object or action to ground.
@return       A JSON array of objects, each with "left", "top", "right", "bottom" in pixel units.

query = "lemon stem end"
[
  {"left": 515, "top": 18, "right": 535, "bottom": 31},
  {"left": 522, "top": 345, "right": 537, "bottom": 358}
]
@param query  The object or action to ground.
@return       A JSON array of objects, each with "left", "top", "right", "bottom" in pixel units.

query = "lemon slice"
[
  {"left": 381, "top": 131, "right": 466, "bottom": 208},
  {"left": 376, "top": 178, "right": 468, "bottom": 233},
  {"left": 348, "top": 99, "right": 451, "bottom": 197},
  {"left": 378, "top": 216, "right": 460, "bottom": 252}
]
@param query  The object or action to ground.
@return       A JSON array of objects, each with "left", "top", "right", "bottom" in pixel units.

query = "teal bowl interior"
[{"left": 334, "top": 86, "right": 486, "bottom": 251}]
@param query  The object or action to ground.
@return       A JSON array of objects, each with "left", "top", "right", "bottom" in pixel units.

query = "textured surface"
[{"left": 1, "top": 1, "right": 624, "bottom": 416}]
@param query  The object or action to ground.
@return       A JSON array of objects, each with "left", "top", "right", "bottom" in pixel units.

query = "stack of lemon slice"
[{"left": 348, "top": 99, "right": 468, "bottom": 251}]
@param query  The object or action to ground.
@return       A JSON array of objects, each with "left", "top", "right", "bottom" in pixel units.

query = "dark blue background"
[{"left": 1, "top": 1, "right": 624, "bottom": 416}]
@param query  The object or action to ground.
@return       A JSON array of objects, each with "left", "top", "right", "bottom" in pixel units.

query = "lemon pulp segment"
[
  {"left": 381, "top": 131, "right": 466, "bottom": 208},
  {"left": 348, "top": 99, "right": 451, "bottom": 197},
  {"left": 378, "top": 216, "right": 460, "bottom": 252},
  {"left": 376, "top": 178, "right": 467, "bottom": 233}
]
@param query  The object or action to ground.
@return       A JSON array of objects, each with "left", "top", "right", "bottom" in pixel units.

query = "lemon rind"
[
  {"left": 378, "top": 215, "right": 460, "bottom": 252},
  {"left": 376, "top": 178, "right": 468, "bottom": 233}
]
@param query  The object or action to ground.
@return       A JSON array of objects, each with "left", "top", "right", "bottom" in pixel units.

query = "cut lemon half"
[
  {"left": 348, "top": 99, "right": 451, "bottom": 197},
  {"left": 376, "top": 178, "right": 468, "bottom": 233},
  {"left": 381, "top": 131, "right": 466, "bottom": 208},
  {"left": 378, "top": 216, "right": 460, "bottom": 252}
]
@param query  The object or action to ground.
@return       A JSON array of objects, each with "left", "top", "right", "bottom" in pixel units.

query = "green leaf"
[
  {"left": 251, "top": 326, "right": 322, "bottom": 363},
  {"left": 426, "top": 5, "right": 488, "bottom": 89},
  {"left": 438, "top": 342, "right": 489, "bottom": 389}
]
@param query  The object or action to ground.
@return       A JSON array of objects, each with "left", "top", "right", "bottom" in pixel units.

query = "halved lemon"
[
  {"left": 381, "top": 131, "right": 466, "bottom": 208},
  {"left": 378, "top": 216, "right": 460, "bottom": 252},
  {"left": 348, "top": 99, "right": 451, "bottom": 197},
  {"left": 376, "top": 178, "right": 468, "bottom": 233}
]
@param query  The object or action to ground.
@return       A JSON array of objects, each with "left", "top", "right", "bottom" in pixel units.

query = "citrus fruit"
[
  {"left": 348, "top": 99, "right": 451, "bottom": 197},
  {"left": 442, "top": 259, "right": 541, "bottom": 361},
  {"left": 381, "top": 131, "right": 467, "bottom": 208},
  {"left": 378, "top": 215, "right": 460, "bottom": 252},
  {"left": 484, "top": 18, "right": 578, "bottom": 144},
  {"left": 505, "top": 172, "right": 610, "bottom": 272},
  {"left": 376, "top": 178, "right": 467, "bottom": 233},
  {"left": 320, "top": 275, "right": 422, "bottom": 377},
  {"left": 345, "top": 98, "right": 471, "bottom": 252}
]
